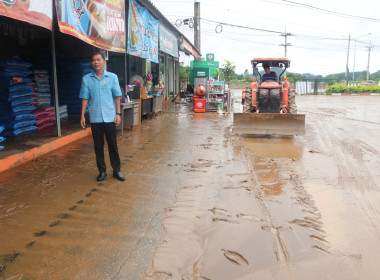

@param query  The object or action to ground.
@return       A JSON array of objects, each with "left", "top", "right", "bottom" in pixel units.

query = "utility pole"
[
  {"left": 345, "top": 35, "right": 350, "bottom": 85},
  {"left": 352, "top": 39, "right": 357, "bottom": 82},
  {"left": 280, "top": 29, "right": 292, "bottom": 78},
  {"left": 194, "top": 1, "right": 201, "bottom": 59},
  {"left": 366, "top": 43, "right": 374, "bottom": 82},
  {"left": 352, "top": 33, "right": 371, "bottom": 82}
]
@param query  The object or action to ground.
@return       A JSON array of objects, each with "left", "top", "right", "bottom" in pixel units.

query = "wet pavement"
[{"left": 1, "top": 95, "right": 380, "bottom": 279}]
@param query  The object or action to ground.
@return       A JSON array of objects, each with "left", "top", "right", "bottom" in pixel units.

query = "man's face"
[
  {"left": 92, "top": 54, "right": 106, "bottom": 71},
  {"left": 264, "top": 67, "right": 270, "bottom": 74}
]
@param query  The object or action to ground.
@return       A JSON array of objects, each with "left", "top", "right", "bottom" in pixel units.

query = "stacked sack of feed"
[
  {"left": 57, "top": 55, "right": 92, "bottom": 114},
  {"left": 0, "top": 125, "right": 5, "bottom": 151},
  {"left": 33, "top": 105, "right": 55, "bottom": 131},
  {"left": 59, "top": 104, "right": 68, "bottom": 119},
  {"left": 4, "top": 58, "right": 38, "bottom": 137},
  {"left": 34, "top": 69, "right": 51, "bottom": 106},
  {"left": 0, "top": 60, "right": 12, "bottom": 148}
]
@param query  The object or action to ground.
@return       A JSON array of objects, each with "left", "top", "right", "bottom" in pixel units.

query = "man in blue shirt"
[
  {"left": 261, "top": 63, "right": 278, "bottom": 83},
  {"left": 80, "top": 53, "right": 125, "bottom": 181}
]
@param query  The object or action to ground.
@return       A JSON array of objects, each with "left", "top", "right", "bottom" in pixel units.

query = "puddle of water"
[{"left": 242, "top": 137, "right": 303, "bottom": 159}]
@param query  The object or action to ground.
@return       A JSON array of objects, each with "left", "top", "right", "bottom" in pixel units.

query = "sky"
[{"left": 152, "top": 0, "right": 380, "bottom": 77}]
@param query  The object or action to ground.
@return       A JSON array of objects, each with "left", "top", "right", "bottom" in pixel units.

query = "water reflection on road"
[{"left": 0, "top": 95, "right": 379, "bottom": 280}]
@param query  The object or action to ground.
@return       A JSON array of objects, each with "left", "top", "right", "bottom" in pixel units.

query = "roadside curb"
[
  {"left": 331, "top": 93, "right": 379, "bottom": 96},
  {"left": 0, "top": 127, "right": 92, "bottom": 173}
]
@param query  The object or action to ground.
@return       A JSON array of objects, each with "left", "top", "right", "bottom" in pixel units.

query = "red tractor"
[{"left": 234, "top": 58, "right": 305, "bottom": 136}]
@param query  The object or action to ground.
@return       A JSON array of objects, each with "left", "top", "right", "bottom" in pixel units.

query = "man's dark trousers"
[{"left": 91, "top": 122, "right": 121, "bottom": 173}]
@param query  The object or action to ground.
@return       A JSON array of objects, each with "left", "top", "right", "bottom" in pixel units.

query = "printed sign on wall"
[{"left": 56, "top": 0, "right": 125, "bottom": 52}]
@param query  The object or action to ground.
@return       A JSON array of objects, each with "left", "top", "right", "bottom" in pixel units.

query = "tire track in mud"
[
  {"left": 312, "top": 114, "right": 380, "bottom": 236},
  {"left": 235, "top": 135, "right": 329, "bottom": 262},
  {"left": 237, "top": 143, "right": 290, "bottom": 264}
]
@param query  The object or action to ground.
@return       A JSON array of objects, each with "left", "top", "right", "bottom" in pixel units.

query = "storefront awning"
[
  {"left": 55, "top": 0, "right": 126, "bottom": 52},
  {"left": 181, "top": 38, "right": 199, "bottom": 59},
  {"left": 0, "top": 0, "right": 53, "bottom": 30}
]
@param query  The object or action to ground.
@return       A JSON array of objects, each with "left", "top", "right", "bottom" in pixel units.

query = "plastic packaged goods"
[
  {"left": 12, "top": 105, "right": 37, "bottom": 113},
  {"left": 13, "top": 125, "right": 37, "bottom": 136},
  {"left": 6, "top": 59, "right": 33, "bottom": 68},
  {"left": 36, "top": 117, "right": 55, "bottom": 126},
  {"left": 14, "top": 120, "right": 38, "bottom": 129},
  {"left": 9, "top": 91, "right": 35, "bottom": 100},
  {"left": 14, "top": 114, "right": 37, "bottom": 121},
  {"left": 37, "top": 122, "right": 55, "bottom": 131},
  {"left": 9, "top": 84, "right": 34, "bottom": 92},
  {"left": 11, "top": 97, "right": 34, "bottom": 107}
]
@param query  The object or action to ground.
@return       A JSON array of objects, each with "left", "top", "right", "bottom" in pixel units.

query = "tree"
[
  {"left": 212, "top": 69, "right": 221, "bottom": 80},
  {"left": 221, "top": 60, "right": 236, "bottom": 85},
  {"left": 179, "top": 62, "right": 190, "bottom": 81}
]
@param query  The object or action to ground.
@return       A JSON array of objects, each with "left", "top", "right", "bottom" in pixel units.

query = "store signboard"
[
  {"left": 159, "top": 22, "right": 178, "bottom": 58},
  {"left": 182, "top": 38, "right": 198, "bottom": 59},
  {"left": 127, "top": 0, "right": 158, "bottom": 63},
  {"left": 0, "top": 0, "right": 52, "bottom": 30},
  {"left": 56, "top": 0, "right": 126, "bottom": 52}
]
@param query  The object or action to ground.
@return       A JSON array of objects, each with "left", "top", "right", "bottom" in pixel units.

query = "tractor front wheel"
[
  {"left": 243, "top": 87, "right": 252, "bottom": 113},
  {"left": 288, "top": 88, "right": 297, "bottom": 114}
]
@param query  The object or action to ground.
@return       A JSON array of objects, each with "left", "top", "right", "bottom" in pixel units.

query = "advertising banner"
[
  {"left": 159, "top": 22, "right": 178, "bottom": 58},
  {"left": 0, "top": 0, "right": 52, "bottom": 30},
  {"left": 56, "top": 0, "right": 125, "bottom": 52},
  {"left": 127, "top": 0, "right": 158, "bottom": 63}
]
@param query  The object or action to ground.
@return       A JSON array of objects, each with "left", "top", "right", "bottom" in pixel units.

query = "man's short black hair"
[
  {"left": 92, "top": 52, "right": 106, "bottom": 60},
  {"left": 263, "top": 63, "right": 270, "bottom": 68}
]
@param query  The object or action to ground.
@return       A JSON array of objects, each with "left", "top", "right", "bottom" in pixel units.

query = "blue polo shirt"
[
  {"left": 261, "top": 71, "right": 278, "bottom": 83},
  {"left": 79, "top": 70, "right": 122, "bottom": 123}
]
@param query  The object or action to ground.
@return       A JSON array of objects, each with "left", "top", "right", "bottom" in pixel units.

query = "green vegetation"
[
  {"left": 326, "top": 84, "right": 380, "bottom": 94},
  {"left": 220, "top": 60, "right": 236, "bottom": 85},
  {"left": 179, "top": 62, "right": 190, "bottom": 80}
]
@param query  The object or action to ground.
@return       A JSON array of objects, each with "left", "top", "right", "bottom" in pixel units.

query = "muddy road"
[{"left": 0, "top": 95, "right": 380, "bottom": 280}]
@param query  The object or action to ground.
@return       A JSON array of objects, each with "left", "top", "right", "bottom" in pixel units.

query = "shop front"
[
  {"left": 0, "top": 0, "right": 200, "bottom": 170},
  {"left": 158, "top": 21, "right": 179, "bottom": 100},
  {"left": 0, "top": 0, "right": 127, "bottom": 156}
]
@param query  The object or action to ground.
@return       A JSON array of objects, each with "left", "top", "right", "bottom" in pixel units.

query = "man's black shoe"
[
  {"left": 96, "top": 172, "right": 107, "bottom": 181},
  {"left": 113, "top": 171, "right": 125, "bottom": 181}
]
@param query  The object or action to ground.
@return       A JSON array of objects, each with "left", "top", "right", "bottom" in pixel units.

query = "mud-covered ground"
[{"left": 0, "top": 95, "right": 379, "bottom": 280}]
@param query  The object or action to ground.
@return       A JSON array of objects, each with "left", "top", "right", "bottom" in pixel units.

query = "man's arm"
[
  {"left": 80, "top": 99, "right": 88, "bottom": 128},
  {"left": 114, "top": 97, "right": 121, "bottom": 125}
]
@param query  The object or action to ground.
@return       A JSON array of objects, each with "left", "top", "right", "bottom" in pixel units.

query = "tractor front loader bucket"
[{"left": 233, "top": 113, "right": 305, "bottom": 136}]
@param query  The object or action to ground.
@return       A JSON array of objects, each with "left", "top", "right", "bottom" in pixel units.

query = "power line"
[{"left": 272, "top": 0, "right": 380, "bottom": 22}]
